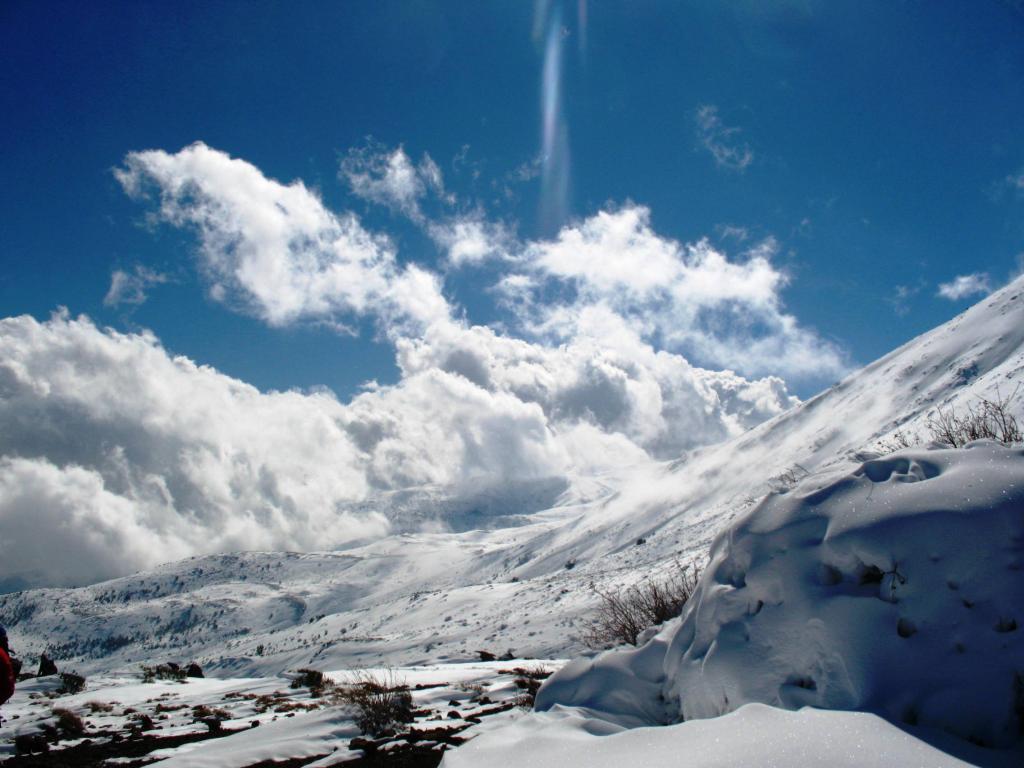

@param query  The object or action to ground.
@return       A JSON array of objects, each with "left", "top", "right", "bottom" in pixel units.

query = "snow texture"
[
  {"left": 444, "top": 702, "right": 1014, "bottom": 768},
  {"left": 0, "top": 661, "right": 557, "bottom": 766},
  {"left": 538, "top": 442, "right": 1024, "bottom": 748}
]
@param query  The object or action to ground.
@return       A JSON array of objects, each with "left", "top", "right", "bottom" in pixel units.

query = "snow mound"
[
  {"left": 538, "top": 442, "right": 1024, "bottom": 749},
  {"left": 443, "top": 702, "right": 1002, "bottom": 768}
]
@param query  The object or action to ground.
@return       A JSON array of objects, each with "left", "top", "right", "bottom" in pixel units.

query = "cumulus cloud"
[
  {"left": 333, "top": 146, "right": 840, "bottom": 379},
  {"left": 0, "top": 311, "right": 387, "bottom": 588},
  {"left": 695, "top": 105, "right": 754, "bottom": 171},
  {"left": 397, "top": 317, "right": 798, "bottom": 460},
  {"left": 937, "top": 272, "right": 991, "bottom": 301},
  {"left": 0, "top": 309, "right": 799, "bottom": 588},
  {"left": 115, "top": 142, "right": 449, "bottom": 334},
  {"left": 518, "top": 205, "right": 847, "bottom": 379},
  {"left": 104, "top": 265, "right": 169, "bottom": 308},
  {"left": 0, "top": 142, "right": 855, "bottom": 590}
]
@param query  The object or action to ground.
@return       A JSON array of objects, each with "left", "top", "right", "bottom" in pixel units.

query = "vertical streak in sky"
[
  {"left": 577, "top": 0, "right": 587, "bottom": 57},
  {"left": 539, "top": 2, "right": 570, "bottom": 234}
]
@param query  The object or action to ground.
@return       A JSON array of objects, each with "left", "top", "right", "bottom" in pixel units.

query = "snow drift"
[
  {"left": 538, "top": 441, "right": 1024, "bottom": 748},
  {"left": 443, "top": 702, "right": 1000, "bottom": 768}
]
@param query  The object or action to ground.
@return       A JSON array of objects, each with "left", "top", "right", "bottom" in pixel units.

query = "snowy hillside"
[
  {"left": 533, "top": 443, "right": 1024, "bottom": 750},
  {"left": 2, "top": 277, "right": 1024, "bottom": 680}
]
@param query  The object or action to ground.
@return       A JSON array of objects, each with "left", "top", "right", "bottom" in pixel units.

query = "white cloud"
[
  {"left": 695, "top": 105, "right": 754, "bottom": 171},
  {"left": 937, "top": 272, "right": 991, "bottom": 301},
  {"left": 0, "top": 311, "right": 386, "bottom": 588},
  {"left": 428, "top": 216, "right": 514, "bottom": 267},
  {"left": 716, "top": 224, "right": 749, "bottom": 242},
  {"left": 115, "top": 142, "right": 449, "bottom": 334},
  {"left": 887, "top": 284, "right": 919, "bottom": 317},
  {"left": 114, "top": 143, "right": 842, "bottom": 384},
  {"left": 396, "top": 315, "right": 799, "bottom": 460},
  {"left": 0, "top": 142, "right": 857, "bottom": 590},
  {"left": 509, "top": 156, "right": 542, "bottom": 183},
  {"left": 340, "top": 142, "right": 515, "bottom": 269},
  {"left": 0, "top": 304, "right": 801, "bottom": 588},
  {"left": 518, "top": 205, "right": 846, "bottom": 379},
  {"left": 340, "top": 143, "right": 447, "bottom": 221},
  {"left": 104, "top": 265, "right": 169, "bottom": 307}
]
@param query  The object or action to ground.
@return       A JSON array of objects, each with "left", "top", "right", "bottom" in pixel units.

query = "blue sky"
[
  {"left": 3, "top": 2, "right": 1024, "bottom": 589},
  {"left": 3, "top": 0, "right": 1024, "bottom": 401}
]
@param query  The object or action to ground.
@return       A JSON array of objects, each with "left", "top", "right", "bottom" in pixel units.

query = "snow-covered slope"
[
  {"left": 3, "top": 278, "right": 1024, "bottom": 681},
  {"left": 536, "top": 443, "right": 1024, "bottom": 747}
]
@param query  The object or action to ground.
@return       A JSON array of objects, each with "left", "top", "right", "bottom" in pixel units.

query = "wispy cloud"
[
  {"left": 715, "top": 224, "right": 749, "bottom": 242},
  {"left": 695, "top": 105, "right": 754, "bottom": 171},
  {"left": 340, "top": 143, "right": 448, "bottom": 222},
  {"left": 509, "top": 156, "right": 542, "bottom": 183},
  {"left": 103, "top": 265, "right": 169, "bottom": 308},
  {"left": 887, "top": 284, "right": 919, "bottom": 316},
  {"left": 936, "top": 272, "right": 992, "bottom": 301}
]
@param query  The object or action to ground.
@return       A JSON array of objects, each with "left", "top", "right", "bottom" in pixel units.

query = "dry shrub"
[
  {"left": 57, "top": 672, "right": 86, "bottom": 694},
  {"left": 511, "top": 665, "right": 552, "bottom": 709},
  {"left": 877, "top": 428, "right": 917, "bottom": 453},
  {"left": 583, "top": 560, "right": 701, "bottom": 648},
  {"left": 51, "top": 708, "right": 86, "bottom": 736},
  {"left": 289, "top": 668, "right": 329, "bottom": 696},
  {"left": 926, "top": 388, "right": 1022, "bottom": 448},
  {"left": 876, "top": 389, "right": 1022, "bottom": 454},
  {"left": 191, "top": 704, "right": 230, "bottom": 720},
  {"left": 333, "top": 670, "right": 414, "bottom": 737},
  {"left": 129, "top": 712, "right": 155, "bottom": 732},
  {"left": 141, "top": 663, "right": 186, "bottom": 683},
  {"left": 154, "top": 701, "right": 187, "bottom": 713}
]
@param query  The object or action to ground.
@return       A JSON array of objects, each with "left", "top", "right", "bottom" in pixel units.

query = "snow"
[
  {"left": 534, "top": 441, "right": 1024, "bottom": 760},
  {"left": 153, "top": 707, "right": 360, "bottom": 768},
  {"left": 443, "top": 702, "right": 1018, "bottom": 768},
  {"left": 0, "top": 660, "right": 561, "bottom": 765},
  {"left": 1, "top": 279, "right": 1024, "bottom": 763},
  {"left": 8, "top": 279, "right": 1021, "bottom": 685}
]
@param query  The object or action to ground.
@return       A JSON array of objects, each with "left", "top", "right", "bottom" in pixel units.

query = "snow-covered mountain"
[{"left": 3, "top": 276, "right": 1023, "bottom": 680}]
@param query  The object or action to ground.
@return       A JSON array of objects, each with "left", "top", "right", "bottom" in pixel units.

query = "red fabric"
[{"left": 0, "top": 647, "right": 14, "bottom": 705}]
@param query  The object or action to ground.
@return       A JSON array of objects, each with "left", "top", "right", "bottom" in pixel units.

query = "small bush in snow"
[
  {"left": 877, "top": 428, "right": 917, "bottom": 453},
  {"left": 128, "top": 712, "right": 155, "bottom": 732},
  {"left": 877, "top": 389, "right": 1021, "bottom": 453},
  {"left": 583, "top": 560, "right": 701, "bottom": 648},
  {"left": 290, "top": 668, "right": 329, "bottom": 696},
  {"left": 511, "top": 665, "right": 553, "bottom": 708},
  {"left": 141, "top": 663, "right": 186, "bottom": 683},
  {"left": 334, "top": 670, "right": 414, "bottom": 737},
  {"left": 51, "top": 708, "right": 86, "bottom": 736},
  {"left": 926, "top": 389, "right": 1022, "bottom": 447},
  {"left": 57, "top": 672, "right": 86, "bottom": 694}
]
